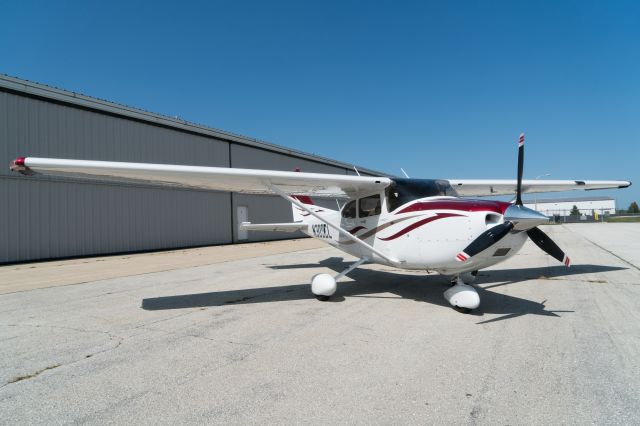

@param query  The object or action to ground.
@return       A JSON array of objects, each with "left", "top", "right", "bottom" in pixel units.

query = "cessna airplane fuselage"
[{"left": 295, "top": 191, "right": 528, "bottom": 274}]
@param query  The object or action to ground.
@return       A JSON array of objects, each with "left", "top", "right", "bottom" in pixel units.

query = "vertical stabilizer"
[
  {"left": 291, "top": 167, "right": 314, "bottom": 222},
  {"left": 291, "top": 195, "right": 314, "bottom": 222}
]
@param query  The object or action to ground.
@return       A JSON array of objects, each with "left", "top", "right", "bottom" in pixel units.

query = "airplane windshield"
[{"left": 386, "top": 179, "right": 458, "bottom": 212}]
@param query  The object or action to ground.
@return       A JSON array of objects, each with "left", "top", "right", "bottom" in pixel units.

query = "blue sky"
[{"left": 2, "top": 1, "right": 638, "bottom": 208}]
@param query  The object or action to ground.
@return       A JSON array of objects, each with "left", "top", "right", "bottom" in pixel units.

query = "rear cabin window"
[
  {"left": 359, "top": 195, "right": 381, "bottom": 217},
  {"left": 341, "top": 200, "right": 357, "bottom": 218}
]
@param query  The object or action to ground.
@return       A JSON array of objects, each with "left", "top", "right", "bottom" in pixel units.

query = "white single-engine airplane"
[{"left": 10, "top": 134, "right": 631, "bottom": 312}]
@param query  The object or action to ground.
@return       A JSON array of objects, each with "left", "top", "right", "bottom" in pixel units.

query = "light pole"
[{"left": 535, "top": 173, "right": 551, "bottom": 212}]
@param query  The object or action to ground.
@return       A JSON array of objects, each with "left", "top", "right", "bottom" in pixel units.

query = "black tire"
[
  {"left": 315, "top": 295, "right": 330, "bottom": 302},
  {"left": 454, "top": 306, "right": 472, "bottom": 314}
]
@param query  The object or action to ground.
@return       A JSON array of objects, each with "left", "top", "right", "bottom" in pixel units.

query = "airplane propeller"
[
  {"left": 456, "top": 133, "right": 570, "bottom": 267},
  {"left": 455, "top": 221, "right": 514, "bottom": 262},
  {"left": 526, "top": 226, "right": 570, "bottom": 266}
]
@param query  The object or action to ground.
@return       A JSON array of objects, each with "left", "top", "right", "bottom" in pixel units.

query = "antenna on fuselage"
[
  {"left": 353, "top": 166, "right": 361, "bottom": 176},
  {"left": 400, "top": 168, "right": 410, "bottom": 178}
]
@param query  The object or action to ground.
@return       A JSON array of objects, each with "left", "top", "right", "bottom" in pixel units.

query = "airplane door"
[
  {"left": 237, "top": 206, "right": 248, "bottom": 241},
  {"left": 357, "top": 194, "right": 383, "bottom": 243},
  {"left": 340, "top": 199, "right": 357, "bottom": 230}
]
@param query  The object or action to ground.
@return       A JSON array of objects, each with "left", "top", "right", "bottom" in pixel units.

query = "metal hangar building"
[{"left": 0, "top": 75, "right": 383, "bottom": 264}]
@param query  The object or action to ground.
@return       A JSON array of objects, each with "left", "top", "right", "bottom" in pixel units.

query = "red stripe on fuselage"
[
  {"left": 395, "top": 199, "right": 511, "bottom": 215},
  {"left": 348, "top": 226, "right": 367, "bottom": 235},
  {"left": 378, "top": 213, "right": 464, "bottom": 241}
]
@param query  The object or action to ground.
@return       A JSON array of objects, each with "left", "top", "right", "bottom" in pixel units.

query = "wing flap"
[{"left": 13, "top": 157, "right": 391, "bottom": 198}]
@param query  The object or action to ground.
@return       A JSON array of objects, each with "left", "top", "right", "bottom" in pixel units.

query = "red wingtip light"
[
  {"left": 294, "top": 167, "right": 301, "bottom": 172},
  {"left": 10, "top": 156, "right": 34, "bottom": 175}
]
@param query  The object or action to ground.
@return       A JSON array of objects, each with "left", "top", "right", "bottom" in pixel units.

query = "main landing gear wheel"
[
  {"left": 310, "top": 258, "right": 367, "bottom": 302},
  {"left": 311, "top": 273, "right": 337, "bottom": 301},
  {"left": 444, "top": 278, "right": 480, "bottom": 312}
]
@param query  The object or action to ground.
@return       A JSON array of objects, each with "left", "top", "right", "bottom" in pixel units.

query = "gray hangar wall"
[{"left": 0, "top": 76, "right": 380, "bottom": 264}]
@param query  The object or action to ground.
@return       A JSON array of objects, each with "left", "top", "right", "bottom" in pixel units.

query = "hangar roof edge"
[{"left": 0, "top": 74, "right": 390, "bottom": 177}]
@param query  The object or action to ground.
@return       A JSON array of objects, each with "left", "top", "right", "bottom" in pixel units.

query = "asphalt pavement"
[{"left": 1, "top": 224, "right": 639, "bottom": 425}]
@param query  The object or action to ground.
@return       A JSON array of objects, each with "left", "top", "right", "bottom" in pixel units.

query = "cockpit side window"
[
  {"left": 341, "top": 200, "right": 357, "bottom": 218},
  {"left": 359, "top": 194, "right": 381, "bottom": 217}
]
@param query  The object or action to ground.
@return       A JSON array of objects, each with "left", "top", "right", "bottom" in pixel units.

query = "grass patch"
[{"left": 605, "top": 216, "right": 640, "bottom": 223}]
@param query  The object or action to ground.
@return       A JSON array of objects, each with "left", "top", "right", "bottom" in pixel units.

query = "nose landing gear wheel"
[{"left": 444, "top": 278, "right": 480, "bottom": 312}]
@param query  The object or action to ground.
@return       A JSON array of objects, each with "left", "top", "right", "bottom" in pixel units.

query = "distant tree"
[
  {"left": 628, "top": 201, "right": 640, "bottom": 214},
  {"left": 570, "top": 205, "right": 581, "bottom": 216}
]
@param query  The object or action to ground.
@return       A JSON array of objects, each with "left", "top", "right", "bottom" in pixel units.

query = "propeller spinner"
[{"left": 456, "top": 133, "right": 570, "bottom": 267}]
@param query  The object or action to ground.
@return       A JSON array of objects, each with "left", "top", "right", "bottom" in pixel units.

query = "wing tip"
[
  {"left": 10, "top": 156, "right": 34, "bottom": 175},
  {"left": 619, "top": 181, "right": 632, "bottom": 189}
]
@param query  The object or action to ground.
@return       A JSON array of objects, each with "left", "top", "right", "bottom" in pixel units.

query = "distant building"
[{"left": 522, "top": 196, "right": 615, "bottom": 217}]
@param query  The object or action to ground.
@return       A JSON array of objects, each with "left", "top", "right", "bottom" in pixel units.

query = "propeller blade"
[
  {"left": 527, "top": 227, "right": 570, "bottom": 267},
  {"left": 516, "top": 133, "right": 524, "bottom": 205},
  {"left": 456, "top": 221, "right": 515, "bottom": 262}
]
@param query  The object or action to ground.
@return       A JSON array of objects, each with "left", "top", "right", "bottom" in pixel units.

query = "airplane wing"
[
  {"left": 9, "top": 157, "right": 391, "bottom": 198},
  {"left": 448, "top": 179, "right": 632, "bottom": 197}
]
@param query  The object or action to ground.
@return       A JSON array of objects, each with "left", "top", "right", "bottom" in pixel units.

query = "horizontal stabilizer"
[{"left": 240, "top": 222, "right": 307, "bottom": 233}]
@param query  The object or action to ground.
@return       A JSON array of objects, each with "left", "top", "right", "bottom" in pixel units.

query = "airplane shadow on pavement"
[{"left": 141, "top": 257, "right": 626, "bottom": 324}]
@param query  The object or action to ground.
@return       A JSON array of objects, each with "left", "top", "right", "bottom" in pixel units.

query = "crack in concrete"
[
  {"left": 0, "top": 323, "right": 125, "bottom": 388},
  {"left": 3, "top": 323, "right": 117, "bottom": 336},
  {"left": 129, "top": 309, "right": 201, "bottom": 330},
  {"left": 5, "top": 364, "right": 61, "bottom": 385}
]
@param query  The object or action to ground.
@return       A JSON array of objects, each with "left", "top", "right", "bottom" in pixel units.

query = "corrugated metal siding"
[
  {"left": 1, "top": 91, "right": 230, "bottom": 170},
  {"left": 0, "top": 83, "right": 386, "bottom": 263},
  {"left": 1, "top": 91, "right": 232, "bottom": 263},
  {"left": 0, "top": 75, "right": 388, "bottom": 177},
  {"left": 0, "top": 178, "right": 231, "bottom": 263}
]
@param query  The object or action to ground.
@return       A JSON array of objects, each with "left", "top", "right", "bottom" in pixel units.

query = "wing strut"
[
  {"left": 268, "top": 184, "right": 401, "bottom": 266},
  {"left": 335, "top": 257, "right": 368, "bottom": 281}
]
